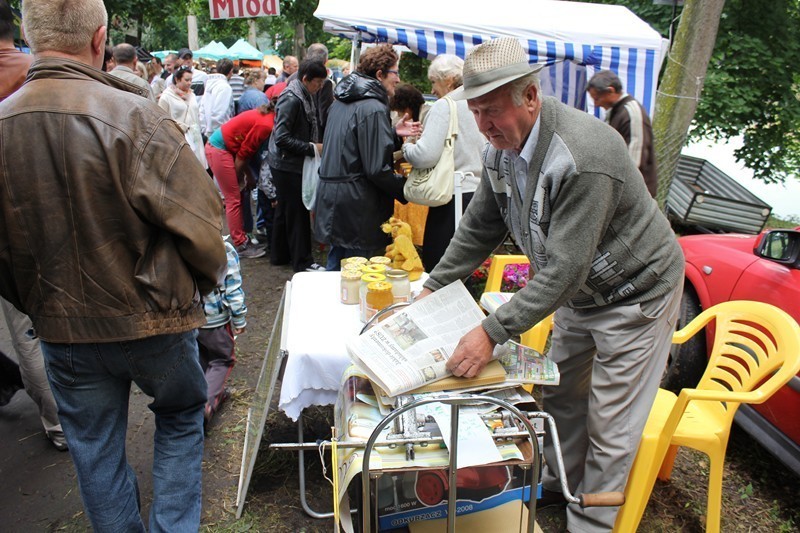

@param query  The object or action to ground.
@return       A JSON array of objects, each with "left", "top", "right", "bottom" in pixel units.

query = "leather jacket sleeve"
[
  {"left": 273, "top": 94, "right": 315, "bottom": 158},
  {"left": 130, "top": 120, "right": 227, "bottom": 295}
]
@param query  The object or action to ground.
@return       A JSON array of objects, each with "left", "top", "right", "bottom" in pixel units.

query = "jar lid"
[
  {"left": 361, "top": 273, "right": 386, "bottom": 282},
  {"left": 385, "top": 268, "right": 409, "bottom": 279},
  {"left": 342, "top": 263, "right": 363, "bottom": 272},
  {"left": 362, "top": 264, "right": 387, "bottom": 274},
  {"left": 341, "top": 270, "right": 362, "bottom": 280},
  {"left": 369, "top": 256, "right": 391, "bottom": 265},
  {"left": 343, "top": 256, "right": 368, "bottom": 265},
  {"left": 367, "top": 281, "right": 393, "bottom": 292}
]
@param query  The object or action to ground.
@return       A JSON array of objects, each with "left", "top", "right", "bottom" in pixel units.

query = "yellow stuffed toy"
[{"left": 381, "top": 217, "right": 424, "bottom": 281}]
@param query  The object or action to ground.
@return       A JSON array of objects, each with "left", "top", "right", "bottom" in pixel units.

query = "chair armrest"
[{"left": 671, "top": 306, "right": 717, "bottom": 344}]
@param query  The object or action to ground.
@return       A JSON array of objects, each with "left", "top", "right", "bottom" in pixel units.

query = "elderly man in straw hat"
[{"left": 418, "top": 37, "right": 684, "bottom": 532}]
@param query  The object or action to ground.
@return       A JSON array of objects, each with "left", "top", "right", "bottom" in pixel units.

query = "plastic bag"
[{"left": 301, "top": 144, "right": 321, "bottom": 210}]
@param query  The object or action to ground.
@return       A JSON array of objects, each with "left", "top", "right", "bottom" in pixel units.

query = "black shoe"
[
  {"left": 46, "top": 431, "right": 69, "bottom": 452},
  {"left": 236, "top": 242, "right": 266, "bottom": 259},
  {"left": 534, "top": 489, "right": 568, "bottom": 510}
]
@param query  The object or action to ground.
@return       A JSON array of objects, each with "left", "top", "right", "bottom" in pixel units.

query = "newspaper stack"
[{"left": 346, "top": 280, "right": 560, "bottom": 397}]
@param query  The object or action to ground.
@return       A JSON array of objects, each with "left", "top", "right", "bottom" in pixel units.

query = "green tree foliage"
[
  {"left": 690, "top": 0, "right": 800, "bottom": 184},
  {"left": 328, "top": 37, "right": 354, "bottom": 61},
  {"left": 261, "top": 0, "right": 327, "bottom": 57},
  {"left": 104, "top": 0, "right": 180, "bottom": 44},
  {"left": 399, "top": 54, "right": 431, "bottom": 95}
]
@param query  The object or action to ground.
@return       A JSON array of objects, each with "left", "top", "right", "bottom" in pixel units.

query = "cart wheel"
[{"left": 416, "top": 472, "right": 446, "bottom": 506}]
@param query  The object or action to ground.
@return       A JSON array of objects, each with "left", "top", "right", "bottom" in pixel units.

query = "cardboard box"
[{"left": 374, "top": 457, "right": 542, "bottom": 531}]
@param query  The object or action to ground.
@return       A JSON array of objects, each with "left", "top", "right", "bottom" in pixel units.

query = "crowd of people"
[{"left": 1, "top": 0, "right": 680, "bottom": 531}]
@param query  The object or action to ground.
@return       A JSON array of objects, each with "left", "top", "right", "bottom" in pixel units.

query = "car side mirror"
[{"left": 755, "top": 230, "right": 800, "bottom": 267}]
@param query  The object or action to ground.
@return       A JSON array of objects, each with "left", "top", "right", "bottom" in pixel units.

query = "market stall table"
[{"left": 278, "top": 271, "right": 428, "bottom": 421}]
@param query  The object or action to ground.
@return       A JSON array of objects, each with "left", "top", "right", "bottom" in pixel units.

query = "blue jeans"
[
  {"left": 325, "top": 245, "right": 375, "bottom": 271},
  {"left": 41, "top": 331, "right": 207, "bottom": 533}
]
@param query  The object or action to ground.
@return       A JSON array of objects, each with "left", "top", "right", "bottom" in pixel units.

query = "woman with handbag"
[
  {"left": 266, "top": 60, "right": 328, "bottom": 272},
  {"left": 158, "top": 66, "right": 207, "bottom": 169},
  {"left": 401, "top": 54, "right": 485, "bottom": 271}
]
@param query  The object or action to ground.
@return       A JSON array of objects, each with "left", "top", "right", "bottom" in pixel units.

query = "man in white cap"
[{"left": 418, "top": 37, "right": 684, "bottom": 532}]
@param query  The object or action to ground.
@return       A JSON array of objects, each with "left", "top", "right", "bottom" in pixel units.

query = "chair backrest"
[
  {"left": 484, "top": 255, "right": 529, "bottom": 293},
  {"left": 681, "top": 300, "right": 800, "bottom": 423}
]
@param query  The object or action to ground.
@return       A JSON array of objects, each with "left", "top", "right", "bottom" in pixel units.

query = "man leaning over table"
[{"left": 417, "top": 37, "right": 684, "bottom": 533}]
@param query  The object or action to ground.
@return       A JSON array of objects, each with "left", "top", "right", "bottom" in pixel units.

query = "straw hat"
[{"left": 451, "top": 37, "right": 543, "bottom": 100}]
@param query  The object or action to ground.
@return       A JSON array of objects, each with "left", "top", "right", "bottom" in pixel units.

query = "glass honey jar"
[
  {"left": 365, "top": 281, "right": 394, "bottom": 322},
  {"left": 359, "top": 273, "right": 386, "bottom": 322},
  {"left": 385, "top": 268, "right": 411, "bottom": 304},
  {"left": 340, "top": 270, "right": 362, "bottom": 305}
]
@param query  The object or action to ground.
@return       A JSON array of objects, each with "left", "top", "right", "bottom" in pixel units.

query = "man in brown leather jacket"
[{"left": 0, "top": 0, "right": 227, "bottom": 530}]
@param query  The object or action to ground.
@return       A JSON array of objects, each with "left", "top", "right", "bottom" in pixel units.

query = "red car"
[{"left": 662, "top": 229, "right": 800, "bottom": 476}]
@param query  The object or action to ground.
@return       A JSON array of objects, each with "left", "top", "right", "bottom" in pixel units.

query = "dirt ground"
[{"left": 1, "top": 252, "right": 798, "bottom": 532}]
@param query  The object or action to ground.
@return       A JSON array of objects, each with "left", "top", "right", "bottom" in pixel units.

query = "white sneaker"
[{"left": 305, "top": 263, "right": 326, "bottom": 272}]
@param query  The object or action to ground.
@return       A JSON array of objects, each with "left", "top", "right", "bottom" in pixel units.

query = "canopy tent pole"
[{"left": 350, "top": 32, "right": 363, "bottom": 70}]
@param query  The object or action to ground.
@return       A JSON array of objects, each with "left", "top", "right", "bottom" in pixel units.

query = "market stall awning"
[
  {"left": 228, "top": 39, "right": 264, "bottom": 60},
  {"left": 314, "top": 0, "right": 666, "bottom": 117},
  {"left": 193, "top": 41, "right": 230, "bottom": 60}
]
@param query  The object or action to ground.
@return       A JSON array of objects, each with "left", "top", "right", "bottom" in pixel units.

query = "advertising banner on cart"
[{"left": 208, "top": 0, "right": 279, "bottom": 20}]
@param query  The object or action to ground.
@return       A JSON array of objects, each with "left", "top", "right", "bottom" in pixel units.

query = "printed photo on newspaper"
[
  {"left": 496, "top": 340, "right": 561, "bottom": 386},
  {"left": 346, "top": 280, "right": 486, "bottom": 397}
]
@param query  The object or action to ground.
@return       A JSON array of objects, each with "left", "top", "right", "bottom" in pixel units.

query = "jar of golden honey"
[
  {"left": 359, "top": 273, "right": 386, "bottom": 322},
  {"left": 365, "top": 281, "right": 394, "bottom": 322}
]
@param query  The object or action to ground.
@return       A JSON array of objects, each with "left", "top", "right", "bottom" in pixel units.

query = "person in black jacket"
[
  {"left": 314, "top": 44, "right": 420, "bottom": 270},
  {"left": 266, "top": 60, "right": 328, "bottom": 272}
]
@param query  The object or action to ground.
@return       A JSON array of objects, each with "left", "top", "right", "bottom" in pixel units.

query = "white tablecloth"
[{"left": 278, "top": 271, "right": 427, "bottom": 421}]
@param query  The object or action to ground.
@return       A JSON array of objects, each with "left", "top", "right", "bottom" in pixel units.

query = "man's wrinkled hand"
[{"left": 446, "top": 326, "right": 496, "bottom": 378}]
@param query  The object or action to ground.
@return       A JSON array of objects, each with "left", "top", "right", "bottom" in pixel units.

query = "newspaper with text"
[{"left": 346, "top": 280, "right": 486, "bottom": 397}]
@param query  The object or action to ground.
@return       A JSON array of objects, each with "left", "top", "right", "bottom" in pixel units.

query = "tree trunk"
[
  {"left": 187, "top": 15, "right": 199, "bottom": 51},
  {"left": 248, "top": 19, "right": 258, "bottom": 48},
  {"left": 136, "top": 14, "right": 143, "bottom": 44},
  {"left": 653, "top": 0, "right": 726, "bottom": 207},
  {"left": 294, "top": 22, "right": 305, "bottom": 58}
]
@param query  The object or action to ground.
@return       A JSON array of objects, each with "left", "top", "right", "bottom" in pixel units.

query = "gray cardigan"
[
  {"left": 424, "top": 96, "right": 684, "bottom": 344},
  {"left": 402, "top": 97, "right": 485, "bottom": 194}
]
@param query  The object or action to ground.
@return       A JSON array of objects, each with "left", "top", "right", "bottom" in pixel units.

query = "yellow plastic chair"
[
  {"left": 482, "top": 254, "right": 554, "bottom": 353},
  {"left": 613, "top": 301, "right": 800, "bottom": 533}
]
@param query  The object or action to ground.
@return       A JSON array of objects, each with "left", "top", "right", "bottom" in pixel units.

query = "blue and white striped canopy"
[{"left": 315, "top": 0, "right": 666, "bottom": 118}]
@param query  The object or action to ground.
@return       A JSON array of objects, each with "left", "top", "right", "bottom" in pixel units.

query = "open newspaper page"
[
  {"left": 496, "top": 340, "right": 561, "bottom": 385},
  {"left": 346, "top": 280, "right": 485, "bottom": 397}
]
